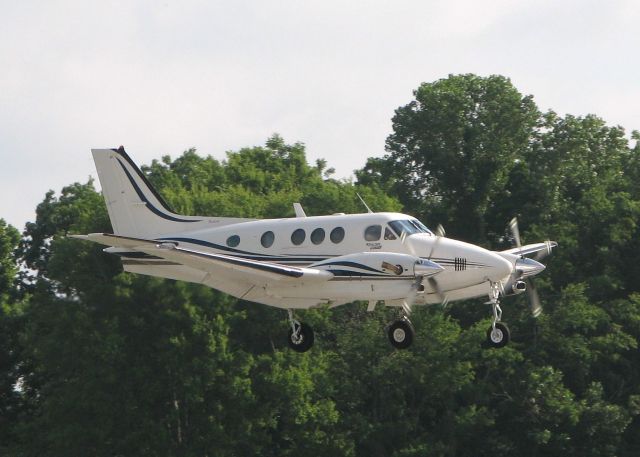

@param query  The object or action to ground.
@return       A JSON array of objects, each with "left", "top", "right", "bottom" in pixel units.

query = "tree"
[
  {"left": 358, "top": 74, "right": 539, "bottom": 244},
  {"left": 0, "top": 219, "right": 22, "bottom": 453},
  {"left": 356, "top": 75, "right": 640, "bottom": 455}
]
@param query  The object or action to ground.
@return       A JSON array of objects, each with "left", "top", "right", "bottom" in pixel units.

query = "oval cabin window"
[
  {"left": 226, "top": 235, "right": 240, "bottom": 247},
  {"left": 310, "top": 228, "right": 325, "bottom": 245},
  {"left": 330, "top": 227, "right": 345, "bottom": 244},
  {"left": 364, "top": 225, "right": 382, "bottom": 241},
  {"left": 261, "top": 231, "right": 275, "bottom": 248},
  {"left": 291, "top": 229, "right": 306, "bottom": 245}
]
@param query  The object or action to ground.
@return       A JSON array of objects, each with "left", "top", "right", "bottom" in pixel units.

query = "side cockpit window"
[{"left": 384, "top": 227, "right": 397, "bottom": 240}]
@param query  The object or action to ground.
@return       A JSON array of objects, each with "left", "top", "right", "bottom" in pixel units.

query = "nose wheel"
[
  {"left": 485, "top": 281, "right": 510, "bottom": 348},
  {"left": 487, "top": 321, "right": 510, "bottom": 348},
  {"left": 286, "top": 309, "right": 314, "bottom": 352}
]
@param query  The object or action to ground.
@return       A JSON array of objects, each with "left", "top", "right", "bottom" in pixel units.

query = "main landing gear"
[
  {"left": 485, "top": 281, "right": 510, "bottom": 348},
  {"left": 286, "top": 281, "right": 511, "bottom": 352},
  {"left": 387, "top": 299, "right": 416, "bottom": 350},
  {"left": 286, "top": 309, "right": 314, "bottom": 352},
  {"left": 388, "top": 317, "right": 415, "bottom": 349}
]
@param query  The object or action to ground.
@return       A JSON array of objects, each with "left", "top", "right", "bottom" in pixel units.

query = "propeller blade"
[
  {"left": 427, "top": 224, "right": 445, "bottom": 260},
  {"left": 402, "top": 275, "right": 425, "bottom": 312},
  {"left": 427, "top": 277, "right": 448, "bottom": 306},
  {"left": 533, "top": 240, "right": 555, "bottom": 261},
  {"left": 400, "top": 232, "right": 417, "bottom": 257},
  {"left": 525, "top": 278, "right": 542, "bottom": 318},
  {"left": 509, "top": 217, "right": 522, "bottom": 248},
  {"left": 403, "top": 288, "right": 418, "bottom": 311}
]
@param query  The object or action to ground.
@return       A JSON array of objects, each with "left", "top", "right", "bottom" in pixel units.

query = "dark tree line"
[{"left": 2, "top": 74, "right": 640, "bottom": 456}]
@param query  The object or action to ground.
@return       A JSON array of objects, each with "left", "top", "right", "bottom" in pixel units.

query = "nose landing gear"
[
  {"left": 287, "top": 309, "right": 314, "bottom": 352},
  {"left": 485, "top": 281, "right": 510, "bottom": 348}
]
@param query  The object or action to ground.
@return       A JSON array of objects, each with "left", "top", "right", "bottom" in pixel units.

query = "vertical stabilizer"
[{"left": 91, "top": 147, "right": 248, "bottom": 238}]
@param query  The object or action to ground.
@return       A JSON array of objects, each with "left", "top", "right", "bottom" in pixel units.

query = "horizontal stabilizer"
[
  {"left": 69, "top": 232, "right": 158, "bottom": 249},
  {"left": 70, "top": 233, "right": 334, "bottom": 283}
]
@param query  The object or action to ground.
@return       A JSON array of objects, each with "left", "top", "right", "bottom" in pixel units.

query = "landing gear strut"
[
  {"left": 286, "top": 309, "right": 314, "bottom": 352},
  {"left": 485, "top": 281, "right": 510, "bottom": 348}
]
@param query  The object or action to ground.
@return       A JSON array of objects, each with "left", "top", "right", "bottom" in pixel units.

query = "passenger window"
[
  {"left": 310, "top": 228, "right": 325, "bottom": 245},
  {"left": 330, "top": 227, "right": 345, "bottom": 243},
  {"left": 291, "top": 229, "right": 306, "bottom": 245},
  {"left": 261, "top": 231, "right": 275, "bottom": 248},
  {"left": 364, "top": 225, "right": 382, "bottom": 241},
  {"left": 384, "top": 227, "right": 397, "bottom": 240},
  {"left": 226, "top": 235, "right": 240, "bottom": 247}
]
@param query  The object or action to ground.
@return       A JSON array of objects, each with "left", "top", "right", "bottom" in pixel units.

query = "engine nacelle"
[{"left": 310, "top": 252, "right": 443, "bottom": 278}]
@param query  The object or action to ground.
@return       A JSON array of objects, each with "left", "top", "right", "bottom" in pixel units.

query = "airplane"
[{"left": 72, "top": 146, "right": 557, "bottom": 352}]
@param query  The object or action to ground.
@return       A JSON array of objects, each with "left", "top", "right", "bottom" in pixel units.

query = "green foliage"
[
  {"left": 2, "top": 75, "right": 640, "bottom": 456},
  {"left": 0, "top": 219, "right": 19, "bottom": 302},
  {"left": 0, "top": 220, "right": 23, "bottom": 452},
  {"left": 356, "top": 73, "right": 640, "bottom": 455},
  {"left": 359, "top": 74, "right": 540, "bottom": 244}
]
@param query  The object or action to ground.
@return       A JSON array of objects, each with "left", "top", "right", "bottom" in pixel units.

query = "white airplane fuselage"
[{"left": 112, "top": 211, "right": 516, "bottom": 309}]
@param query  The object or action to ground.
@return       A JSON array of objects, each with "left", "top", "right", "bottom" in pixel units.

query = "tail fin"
[{"left": 92, "top": 147, "right": 249, "bottom": 238}]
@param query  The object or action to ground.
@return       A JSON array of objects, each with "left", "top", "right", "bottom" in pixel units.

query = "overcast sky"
[{"left": 1, "top": 0, "right": 639, "bottom": 231}]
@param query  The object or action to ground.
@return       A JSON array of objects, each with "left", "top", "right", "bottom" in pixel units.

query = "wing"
[{"left": 71, "top": 233, "right": 333, "bottom": 284}]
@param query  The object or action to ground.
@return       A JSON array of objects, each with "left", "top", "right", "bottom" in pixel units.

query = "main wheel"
[
  {"left": 388, "top": 319, "right": 415, "bottom": 349},
  {"left": 486, "top": 322, "right": 510, "bottom": 348},
  {"left": 287, "top": 322, "right": 314, "bottom": 352}
]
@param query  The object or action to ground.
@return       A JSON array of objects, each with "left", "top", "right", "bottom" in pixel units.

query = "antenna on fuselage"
[
  {"left": 356, "top": 193, "right": 373, "bottom": 213},
  {"left": 293, "top": 203, "right": 307, "bottom": 217}
]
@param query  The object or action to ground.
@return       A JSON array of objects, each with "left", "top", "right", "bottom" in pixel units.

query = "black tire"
[
  {"left": 287, "top": 322, "right": 314, "bottom": 352},
  {"left": 486, "top": 322, "right": 510, "bottom": 348},
  {"left": 388, "top": 319, "right": 415, "bottom": 349}
]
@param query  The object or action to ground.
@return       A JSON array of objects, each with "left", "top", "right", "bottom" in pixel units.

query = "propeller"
[
  {"left": 428, "top": 277, "right": 449, "bottom": 308},
  {"left": 426, "top": 224, "right": 445, "bottom": 260},
  {"left": 427, "top": 224, "right": 448, "bottom": 303},
  {"left": 400, "top": 224, "right": 448, "bottom": 308},
  {"left": 508, "top": 217, "right": 521, "bottom": 249},
  {"left": 403, "top": 276, "right": 423, "bottom": 315},
  {"left": 508, "top": 217, "right": 546, "bottom": 318},
  {"left": 525, "top": 277, "right": 542, "bottom": 318},
  {"left": 533, "top": 240, "right": 555, "bottom": 262}
]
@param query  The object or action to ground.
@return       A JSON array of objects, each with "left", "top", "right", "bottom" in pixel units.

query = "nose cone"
[
  {"left": 516, "top": 257, "right": 546, "bottom": 278},
  {"left": 414, "top": 259, "right": 445, "bottom": 277}
]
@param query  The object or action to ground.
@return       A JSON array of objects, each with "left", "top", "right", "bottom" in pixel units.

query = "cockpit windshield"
[{"left": 388, "top": 219, "right": 433, "bottom": 238}]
